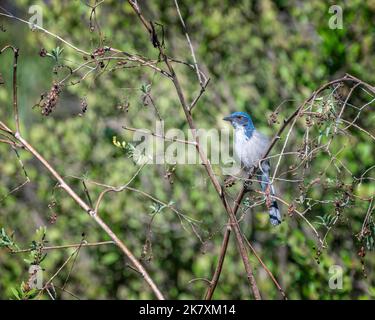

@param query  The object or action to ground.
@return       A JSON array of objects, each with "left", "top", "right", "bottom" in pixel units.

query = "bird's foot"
[
  {"left": 224, "top": 176, "right": 237, "bottom": 188},
  {"left": 243, "top": 179, "right": 253, "bottom": 191}
]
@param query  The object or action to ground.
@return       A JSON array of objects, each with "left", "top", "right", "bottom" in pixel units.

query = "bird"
[{"left": 223, "top": 111, "right": 281, "bottom": 226}]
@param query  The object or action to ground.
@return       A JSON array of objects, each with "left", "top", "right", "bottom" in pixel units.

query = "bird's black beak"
[{"left": 223, "top": 116, "right": 232, "bottom": 122}]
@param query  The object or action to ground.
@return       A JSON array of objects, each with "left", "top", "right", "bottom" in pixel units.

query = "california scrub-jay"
[{"left": 223, "top": 111, "right": 281, "bottom": 226}]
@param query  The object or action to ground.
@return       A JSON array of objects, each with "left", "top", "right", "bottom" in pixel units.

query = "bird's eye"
[{"left": 238, "top": 116, "right": 243, "bottom": 120}]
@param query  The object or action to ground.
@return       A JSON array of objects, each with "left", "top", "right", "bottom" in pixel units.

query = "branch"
[
  {"left": 4, "top": 130, "right": 165, "bottom": 300},
  {"left": 127, "top": 0, "right": 261, "bottom": 300},
  {"left": 11, "top": 241, "right": 115, "bottom": 253},
  {"left": 205, "top": 74, "right": 372, "bottom": 299},
  {"left": 123, "top": 125, "right": 197, "bottom": 145},
  {"left": 0, "top": 10, "right": 89, "bottom": 56},
  {"left": 174, "top": 0, "right": 203, "bottom": 86}
]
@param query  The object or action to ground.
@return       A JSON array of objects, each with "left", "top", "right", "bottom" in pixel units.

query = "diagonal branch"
[
  {"left": 205, "top": 74, "right": 375, "bottom": 299},
  {"left": 10, "top": 132, "right": 165, "bottom": 299},
  {"left": 127, "top": 0, "right": 261, "bottom": 300},
  {"left": 11, "top": 240, "right": 115, "bottom": 253},
  {"left": 174, "top": 0, "right": 203, "bottom": 86}
]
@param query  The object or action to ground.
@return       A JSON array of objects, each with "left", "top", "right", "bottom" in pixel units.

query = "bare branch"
[
  {"left": 174, "top": 0, "right": 203, "bottom": 86},
  {"left": 127, "top": 0, "right": 262, "bottom": 300},
  {"left": 9, "top": 131, "right": 165, "bottom": 300},
  {"left": 11, "top": 241, "right": 115, "bottom": 253}
]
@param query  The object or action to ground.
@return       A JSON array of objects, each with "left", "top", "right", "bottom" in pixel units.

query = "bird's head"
[{"left": 223, "top": 111, "right": 255, "bottom": 137}]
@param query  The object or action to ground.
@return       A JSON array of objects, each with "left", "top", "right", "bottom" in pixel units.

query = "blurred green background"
[{"left": 0, "top": 0, "right": 374, "bottom": 299}]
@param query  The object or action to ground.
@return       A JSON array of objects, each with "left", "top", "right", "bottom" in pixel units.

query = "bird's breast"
[{"left": 234, "top": 129, "right": 268, "bottom": 170}]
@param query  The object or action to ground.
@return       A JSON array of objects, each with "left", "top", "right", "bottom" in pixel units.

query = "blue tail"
[{"left": 258, "top": 161, "right": 281, "bottom": 226}]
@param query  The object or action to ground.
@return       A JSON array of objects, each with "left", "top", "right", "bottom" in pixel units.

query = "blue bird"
[{"left": 223, "top": 111, "right": 281, "bottom": 226}]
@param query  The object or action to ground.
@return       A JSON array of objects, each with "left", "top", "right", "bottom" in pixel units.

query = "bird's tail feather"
[{"left": 259, "top": 161, "right": 282, "bottom": 226}]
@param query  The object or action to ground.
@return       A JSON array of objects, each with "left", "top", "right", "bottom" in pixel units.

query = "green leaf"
[
  {"left": 24, "top": 288, "right": 38, "bottom": 299},
  {"left": 34, "top": 226, "right": 47, "bottom": 242},
  {"left": 0, "top": 228, "right": 18, "bottom": 249},
  {"left": 47, "top": 46, "right": 64, "bottom": 63},
  {"left": 10, "top": 287, "right": 21, "bottom": 300}
]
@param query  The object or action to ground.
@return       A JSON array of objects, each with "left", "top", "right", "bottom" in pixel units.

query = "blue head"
[{"left": 223, "top": 111, "right": 255, "bottom": 138}]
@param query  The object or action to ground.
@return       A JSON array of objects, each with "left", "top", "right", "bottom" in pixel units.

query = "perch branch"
[{"left": 127, "top": 0, "right": 262, "bottom": 300}]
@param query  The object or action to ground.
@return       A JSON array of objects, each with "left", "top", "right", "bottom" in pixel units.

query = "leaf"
[
  {"left": 0, "top": 227, "right": 18, "bottom": 249},
  {"left": 39, "top": 253, "right": 48, "bottom": 263},
  {"left": 149, "top": 202, "right": 169, "bottom": 214},
  {"left": 140, "top": 83, "right": 151, "bottom": 94},
  {"left": 30, "top": 240, "right": 37, "bottom": 250},
  {"left": 315, "top": 213, "right": 335, "bottom": 229},
  {"left": 47, "top": 46, "right": 64, "bottom": 62},
  {"left": 10, "top": 287, "right": 21, "bottom": 300},
  {"left": 325, "top": 125, "right": 331, "bottom": 137},
  {"left": 34, "top": 226, "right": 47, "bottom": 242},
  {"left": 24, "top": 288, "right": 39, "bottom": 299},
  {"left": 112, "top": 136, "right": 122, "bottom": 148}
]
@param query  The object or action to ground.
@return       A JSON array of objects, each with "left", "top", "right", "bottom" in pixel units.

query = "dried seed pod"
[
  {"left": 358, "top": 246, "right": 366, "bottom": 258},
  {"left": 49, "top": 213, "right": 58, "bottom": 224},
  {"left": 269, "top": 111, "right": 279, "bottom": 125},
  {"left": 41, "top": 83, "right": 61, "bottom": 116},
  {"left": 92, "top": 47, "right": 105, "bottom": 57},
  {"left": 39, "top": 48, "right": 47, "bottom": 57}
]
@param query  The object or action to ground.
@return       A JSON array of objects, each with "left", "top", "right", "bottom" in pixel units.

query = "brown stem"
[
  {"left": 127, "top": 0, "right": 262, "bottom": 300},
  {"left": 205, "top": 75, "right": 366, "bottom": 299},
  {"left": 12, "top": 48, "right": 19, "bottom": 133},
  {"left": 0, "top": 138, "right": 23, "bottom": 148},
  {"left": 204, "top": 225, "right": 231, "bottom": 299},
  {"left": 11, "top": 241, "right": 115, "bottom": 253},
  {"left": 11, "top": 132, "right": 165, "bottom": 300},
  {"left": 173, "top": 0, "right": 203, "bottom": 86}
]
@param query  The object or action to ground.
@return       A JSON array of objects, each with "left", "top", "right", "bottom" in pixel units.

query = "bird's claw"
[
  {"left": 243, "top": 180, "right": 253, "bottom": 191},
  {"left": 224, "top": 176, "right": 237, "bottom": 188}
]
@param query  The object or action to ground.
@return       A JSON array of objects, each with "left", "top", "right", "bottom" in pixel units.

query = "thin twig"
[
  {"left": 190, "top": 78, "right": 210, "bottom": 111},
  {"left": 0, "top": 10, "right": 89, "bottom": 56},
  {"left": 37, "top": 246, "right": 80, "bottom": 299},
  {"left": 127, "top": 0, "right": 262, "bottom": 300},
  {"left": 11, "top": 241, "right": 115, "bottom": 253},
  {"left": 123, "top": 125, "right": 197, "bottom": 145},
  {"left": 205, "top": 75, "right": 361, "bottom": 299},
  {"left": 94, "top": 164, "right": 145, "bottom": 213},
  {"left": 11, "top": 132, "right": 164, "bottom": 300},
  {"left": 174, "top": 0, "right": 203, "bottom": 86}
]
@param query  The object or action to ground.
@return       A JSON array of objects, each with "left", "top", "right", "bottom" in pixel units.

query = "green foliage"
[
  {"left": 46, "top": 46, "right": 64, "bottom": 63},
  {"left": 10, "top": 284, "right": 38, "bottom": 300},
  {"left": 149, "top": 201, "right": 174, "bottom": 215},
  {"left": 112, "top": 136, "right": 136, "bottom": 158},
  {"left": 315, "top": 214, "right": 336, "bottom": 230},
  {"left": 0, "top": 228, "right": 19, "bottom": 250},
  {"left": 23, "top": 226, "right": 48, "bottom": 265}
]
